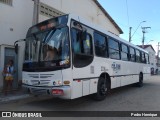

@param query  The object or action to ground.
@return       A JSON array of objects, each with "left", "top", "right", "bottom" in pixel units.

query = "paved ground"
[{"left": 0, "top": 75, "right": 160, "bottom": 120}]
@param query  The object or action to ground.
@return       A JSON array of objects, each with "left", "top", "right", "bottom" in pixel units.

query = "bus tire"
[
  {"left": 137, "top": 73, "right": 143, "bottom": 87},
  {"left": 93, "top": 77, "right": 109, "bottom": 101}
]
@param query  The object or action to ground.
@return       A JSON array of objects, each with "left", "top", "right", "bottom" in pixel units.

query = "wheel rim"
[{"left": 100, "top": 82, "right": 107, "bottom": 95}]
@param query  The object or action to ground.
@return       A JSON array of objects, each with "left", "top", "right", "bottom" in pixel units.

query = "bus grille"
[
  {"left": 29, "top": 74, "right": 54, "bottom": 86},
  {"left": 31, "top": 80, "right": 50, "bottom": 86}
]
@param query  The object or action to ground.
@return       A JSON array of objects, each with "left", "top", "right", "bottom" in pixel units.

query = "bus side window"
[
  {"left": 71, "top": 28, "right": 93, "bottom": 55},
  {"left": 83, "top": 33, "right": 92, "bottom": 55},
  {"left": 148, "top": 54, "right": 150, "bottom": 64},
  {"left": 94, "top": 32, "right": 107, "bottom": 57},
  {"left": 129, "top": 47, "right": 136, "bottom": 62},
  {"left": 141, "top": 52, "right": 146, "bottom": 64},
  {"left": 71, "top": 28, "right": 81, "bottom": 54},
  {"left": 145, "top": 53, "right": 150, "bottom": 64},
  {"left": 121, "top": 43, "right": 129, "bottom": 61},
  {"left": 136, "top": 50, "right": 141, "bottom": 63},
  {"left": 108, "top": 38, "right": 120, "bottom": 60}
]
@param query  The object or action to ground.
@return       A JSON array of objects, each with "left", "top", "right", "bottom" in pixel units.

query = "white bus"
[{"left": 18, "top": 14, "right": 150, "bottom": 100}]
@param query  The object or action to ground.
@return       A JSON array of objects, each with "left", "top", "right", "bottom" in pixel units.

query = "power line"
[{"left": 125, "top": 0, "right": 130, "bottom": 27}]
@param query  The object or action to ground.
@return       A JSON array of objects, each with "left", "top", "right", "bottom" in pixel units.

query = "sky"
[{"left": 98, "top": 0, "right": 160, "bottom": 54}]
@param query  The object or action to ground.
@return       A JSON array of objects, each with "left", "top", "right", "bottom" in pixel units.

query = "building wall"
[
  {"left": 145, "top": 47, "right": 156, "bottom": 70},
  {"left": 0, "top": 0, "right": 34, "bottom": 89},
  {"left": 0, "top": 0, "right": 34, "bottom": 45},
  {"left": 40, "top": 0, "right": 120, "bottom": 35}
]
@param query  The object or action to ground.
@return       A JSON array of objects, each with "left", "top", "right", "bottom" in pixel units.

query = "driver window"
[{"left": 71, "top": 28, "right": 92, "bottom": 55}]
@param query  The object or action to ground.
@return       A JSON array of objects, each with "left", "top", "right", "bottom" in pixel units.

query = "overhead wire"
[{"left": 125, "top": 0, "right": 130, "bottom": 27}]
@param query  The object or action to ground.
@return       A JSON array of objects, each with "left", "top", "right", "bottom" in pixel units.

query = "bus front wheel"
[{"left": 93, "top": 77, "right": 109, "bottom": 101}]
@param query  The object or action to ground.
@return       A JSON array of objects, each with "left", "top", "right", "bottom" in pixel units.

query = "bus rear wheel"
[
  {"left": 93, "top": 77, "right": 109, "bottom": 101},
  {"left": 137, "top": 73, "right": 143, "bottom": 87}
]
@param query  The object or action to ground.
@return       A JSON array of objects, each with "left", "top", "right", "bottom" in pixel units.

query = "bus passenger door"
[{"left": 71, "top": 25, "right": 95, "bottom": 99}]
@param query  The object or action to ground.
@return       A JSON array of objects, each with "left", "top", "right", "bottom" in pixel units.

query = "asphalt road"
[{"left": 0, "top": 75, "right": 160, "bottom": 120}]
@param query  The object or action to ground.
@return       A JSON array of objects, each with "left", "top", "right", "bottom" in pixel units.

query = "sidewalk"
[{"left": 0, "top": 88, "right": 30, "bottom": 104}]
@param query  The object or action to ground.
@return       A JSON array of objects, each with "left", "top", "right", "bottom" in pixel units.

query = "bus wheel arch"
[
  {"left": 100, "top": 73, "right": 111, "bottom": 90},
  {"left": 93, "top": 73, "right": 111, "bottom": 101}
]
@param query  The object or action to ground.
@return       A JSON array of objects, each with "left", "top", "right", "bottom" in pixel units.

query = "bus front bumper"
[{"left": 22, "top": 84, "right": 71, "bottom": 99}]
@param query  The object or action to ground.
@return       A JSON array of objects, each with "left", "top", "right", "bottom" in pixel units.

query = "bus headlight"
[
  {"left": 53, "top": 80, "right": 62, "bottom": 86},
  {"left": 26, "top": 80, "right": 28, "bottom": 84},
  {"left": 23, "top": 80, "right": 28, "bottom": 84}
]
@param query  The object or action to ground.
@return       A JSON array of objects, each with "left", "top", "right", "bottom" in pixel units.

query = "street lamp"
[
  {"left": 146, "top": 40, "right": 154, "bottom": 45},
  {"left": 129, "top": 21, "right": 146, "bottom": 42},
  {"left": 142, "top": 26, "right": 151, "bottom": 48}
]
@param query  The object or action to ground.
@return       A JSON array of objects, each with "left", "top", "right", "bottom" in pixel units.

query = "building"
[
  {"left": 156, "top": 56, "right": 160, "bottom": 73},
  {"left": 138, "top": 45, "right": 157, "bottom": 74},
  {"left": 0, "top": 0, "right": 34, "bottom": 91},
  {"left": 0, "top": 0, "right": 123, "bottom": 91}
]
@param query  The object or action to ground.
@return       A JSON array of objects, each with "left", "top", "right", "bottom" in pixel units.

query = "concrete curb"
[{"left": 0, "top": 94, "right": 30, "bottom": 103}]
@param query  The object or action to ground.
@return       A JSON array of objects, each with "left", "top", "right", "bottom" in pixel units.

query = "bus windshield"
[{"left": 24, "top": 27, "right": 70, "bottom": 71}]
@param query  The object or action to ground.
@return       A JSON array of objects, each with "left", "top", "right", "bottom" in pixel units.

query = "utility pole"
[
  {"left": 129, "top": 27, "right": 132, "bottom": 42},
  {"left": 33, "top": 0, "right": 40, "bottom": 25},
  {"left": 142, "top": 27, "right": 151, "bottom": 48},
  {"left": 157, "top": 42, "right": 160, "bottom": 68},
  {"left": 129, "top": 21, "right": 146, "bottom": 43}
]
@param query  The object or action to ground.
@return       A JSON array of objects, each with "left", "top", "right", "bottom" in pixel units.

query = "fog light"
[
  {"left": 52, "top": 89, "right": 64, "bottom": 95},
  {"left": 53, "top": 81, "right": 56, "bottom": 85},
  {"left": 53, "top": 81, "right": 62, "bottom": 85},
  {"left": 58, "top": 81, "right": 62, "bottom": 85}
]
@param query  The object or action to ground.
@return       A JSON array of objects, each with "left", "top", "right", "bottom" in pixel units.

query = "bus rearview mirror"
[
  {"left": 14, "top": 39, "right": 26, "bottom": 54},
  {"left": 15, "top": 44, "right": 18, "bottom": 54}
]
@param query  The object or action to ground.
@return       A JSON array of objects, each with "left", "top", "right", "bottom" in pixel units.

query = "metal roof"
[
  {"left": 137, "top": 45, "right": 156, "bottom": 53},
  {"left": 93, "top": 0, "right": 123, "bottom": 34}
]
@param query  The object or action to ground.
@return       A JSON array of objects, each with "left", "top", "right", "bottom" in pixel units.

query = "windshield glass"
[
  {"left": 24, "top": 27, "right": 70, "bottom": 70},
  {"left": 25, "top": 32, "right": 47, "bottom": 62},
  {"left": 41, "top": 27, "right": 69, "bottom": 61}
]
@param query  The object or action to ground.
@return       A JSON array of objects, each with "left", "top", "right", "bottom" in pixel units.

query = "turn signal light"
[
  {"left": 64, "top": 81, "right": 70, "bottom": 85},
  {"left": 52, "top": 89, "right": 64, "bottom": 95}
]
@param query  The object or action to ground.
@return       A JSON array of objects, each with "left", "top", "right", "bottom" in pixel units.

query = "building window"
[
  {"left": 0, "top": 0, "right": 12, "bottom": 6},
  {"left": 108, "top": 38, "right": 120, "bottom": 60},
  {"left": 40, "top": 2, "right": 64, "bottom": 18},
  {"left": 94, "top": 32, "right": 107, "bottom": 57}
]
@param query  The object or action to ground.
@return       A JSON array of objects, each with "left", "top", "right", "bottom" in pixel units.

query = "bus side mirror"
[
  {"left": 14, "top": 39, "right": 26, "bottom": 54},
  {"left": 15, "top": 44, "right": 18, "bottom": 54}
]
